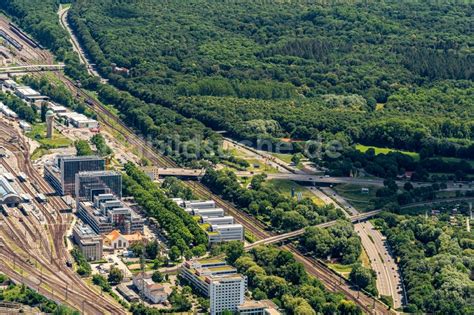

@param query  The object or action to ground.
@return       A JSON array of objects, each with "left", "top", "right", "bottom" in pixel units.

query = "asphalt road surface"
[{"left": 355, "top": 221, "right": 404, "bottom": 309}]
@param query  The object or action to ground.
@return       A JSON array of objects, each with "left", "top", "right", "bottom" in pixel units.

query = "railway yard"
[
  {"left": 0, "top": 13, "right": 398, "bottom": 314},
  {"left": 0, "top": 119, "right": 126, "bottom": 314},
  {"left": 1, "top": 8, "right": 472, "bottom": 315}
]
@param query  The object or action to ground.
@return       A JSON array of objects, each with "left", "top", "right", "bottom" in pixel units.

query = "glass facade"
[
  {"left": 75, "top": 170, "right": 122, "bottom": 201},
  {"left": 59, "top": 156, "right": 105, "bottom": 196}
]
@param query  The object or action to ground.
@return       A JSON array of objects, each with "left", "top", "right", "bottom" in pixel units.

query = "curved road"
[{"left": 58, "top": 6, "right": 103, "bottom": 80}]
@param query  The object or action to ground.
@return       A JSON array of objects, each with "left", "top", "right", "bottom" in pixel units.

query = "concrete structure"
[
  {"left": 175, "top": 199, "right": 244, "bottom": 244},
  {"left": 180, "top": 259, "right": 247, "bottom": 315},
  {"left": 104, "top": 230, "right": 143, "bottom": 250},
  {"left": 155, "top": 167, "right": 205, "bottom": 178},
  {"left": 238, "top": 300, "right": 281, "bottom": 315},
  {"left": 245, "top": 209, "right": 382, "bottom": 250},
  {"left": 207, "top": 224, "right": 244, "bottom": 244},
  {"left": 75, "top": 170, "right": 122, "bottom": 202},
  {"left": 44, "top": 155, "right": 105, "bottom": 195},
  {"left": 117, "top": 284, "right": 140, "bottom": 303},
  {"left": 78, "top": 194, "right": 144, "bottom": 235},
  {"left": 141, "top": 166, "right": 160, "bottom": 181},
  {"left": 191, "top": 208, "right": 225, "bottom": 218},
  {"left": 133, "top": 273, "right": 172, "bottom": 304},
  {"left": 0, "top": 175, "right": 21, "bottom": 206},
  {"left": 72, "top": 223, "right": 103, "bottom": 261},
  {"left": 19, "top": 120, "right": 31, "bottom": 132},
  {"left": 14, "top": 86, "right": 48, "bottom": 103},
  {"left": 47, "top": 103, "right": 67, "bottom": 114},
  {"left": 0, "top": 102, "right": 17, "bottom": 118},
  {"left": 2, "top": 79, "right": 17, "bottom": 89},
  {"left": 183, "top": 200, "right": 216, "bottom": 210},
  {"left": 200, "top": 216, "right": 234, "bottom": 225},
  {"left": 57, "top": 112, "right": 98, "bottom": 129},
  {"left": 45, "top": 110, "right": 54, "bottom": 138}
]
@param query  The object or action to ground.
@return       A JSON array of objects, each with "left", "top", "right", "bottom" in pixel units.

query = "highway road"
[
  {"left": 58, "top": 6, "right": 103, "bottom": 80},
  {"left": 223, "top": 137, "right": 298, "bottom": 174},
  {"left": 355, "top": 221, "right": 404, "bottom": 309},
  {"left": 52, "top": 7, "right": 471, "bottom": 313},
  {"left": 320, "top": 186, "right": 359, "bottom": 216}
]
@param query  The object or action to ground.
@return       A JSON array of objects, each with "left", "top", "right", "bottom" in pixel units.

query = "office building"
[
  {"left": 180, "top": 259, "right": 247, "bottom": 315},
  {"left": 44, "top": 155, "right": 105, "bottom": 195},
  {"left": 191, "top": 208, "right": 225, "bottom": 217},
  {"left": 207, "top": 224, "right": 244, "bottom": 244},
  {"left": 78, "top": 193, "right": 144, "bottom": 235},
  {"left": 72, "top": 224, "right": 103, "bottom": 261},
  {"left": 75, "top": 170, "right": 122, "bottom": 202},
  {"left": 184, "top": 200, "right": 216, "bottom": 209},
  {"left": 200, "top": 216, "right": 234, "bottom": 225},
  {"left": 175, "top": 198, "right": 244, "bottom": 245},
  {"left": 238, "top": 300, "right": 281, "bottom": 315}
]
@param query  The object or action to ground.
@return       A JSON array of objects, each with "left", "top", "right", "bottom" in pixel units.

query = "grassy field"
[
  {"left": 265, "top": 179, "right": 325, "bottom": 206},
  {"left": 223, "top": 145, "right": 279, "bottom": 174},
  {"left": 26, "top": 123, "right": 72, "bottom": 148},
  {"left": 246, "top": 158, "right": 279, "bottom": 174},
  {"left": 269, "top": 152, "right": 293, "bottom": 164},
  {"left": 356, "top": 144, "right": 420, "bottom": 160},
  {"left": 333, "top": 183, "right": 378, "bottom": 212},
  {"left": 30, "top": 147, "right": 51, "bottom": 160},
  {"left": 328, "top": 250, "right": 371, "bottom": 279}
]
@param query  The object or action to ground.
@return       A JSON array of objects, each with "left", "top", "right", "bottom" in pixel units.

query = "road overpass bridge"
[
  {"left": 0, "top": 64, "right": 65, "bottom": 74},
  {"left": 245, "top": 209, "right": 381, "bottom": 250},
  {"left": 141, "top": 167, "right": 206, "bottom": 179},
  {"left": 244, "top": 196, "right": 474, "bottom": 250}
]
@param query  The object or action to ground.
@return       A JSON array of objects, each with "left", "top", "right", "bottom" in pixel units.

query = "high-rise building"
[
  {"left": 44, "top": 155, "right": 105, "bottom": 195},
  {"left": 75, "top": 170, "right": 122, "bottom": 202},
  {"left": 180, "top": 259, "right": 247, "bottom": 315},
  {"left": 72, "top": 223, "right": 103, "bottom": 261},
  {"left": 77, "top": 193, "right": 144, "bottom": 235}
]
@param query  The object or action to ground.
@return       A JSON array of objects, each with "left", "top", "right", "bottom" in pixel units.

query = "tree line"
[
  {"left": 202, "top": 169, "right": 344, "bottom": 232},
  {"left": 123, "top": 163, "right": 208, "bottom": 258},
  {"left": 227, "top": 243, "right": 363, "bottom": 314},
  {"left": 372, "top": 212, "right": 473, "bottom": 314},
  {"left": 64, "top": 0, "right": 472, "bottom": 156}
]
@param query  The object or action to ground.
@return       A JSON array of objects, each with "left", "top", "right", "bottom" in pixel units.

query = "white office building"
[
  {"left": 192, "top": 208, "right": 225, "bottom": 217},
  {"left": 180, "top": 259, "right": 247, "bottom": 315},
  {"left": 184, "top": 200, "right": 216, "bottom": 209},
  {"left": 208, "top": 224, "right": 244, "bottom": 244},
  {"left": 201, "top": 216, "right": 234, "bottom": 225}
]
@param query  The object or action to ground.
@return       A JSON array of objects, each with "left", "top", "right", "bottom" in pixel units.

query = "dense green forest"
[
  {"left": 229, "top": 244, "right": 362, "bottom": 314},
  {"left": 66, "top": 0, "right": 473, "bottom": 153},
  {"left": 373, "top": 212, "right": 474, "bottom": 314}
]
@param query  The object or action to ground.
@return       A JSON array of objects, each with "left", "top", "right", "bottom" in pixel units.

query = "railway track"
[
  {"left": 54, "top": 73, "right": 395, "bottom": 313},
  {"left": 0, "top": 123, "right": 126, "bottom": 314}
]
